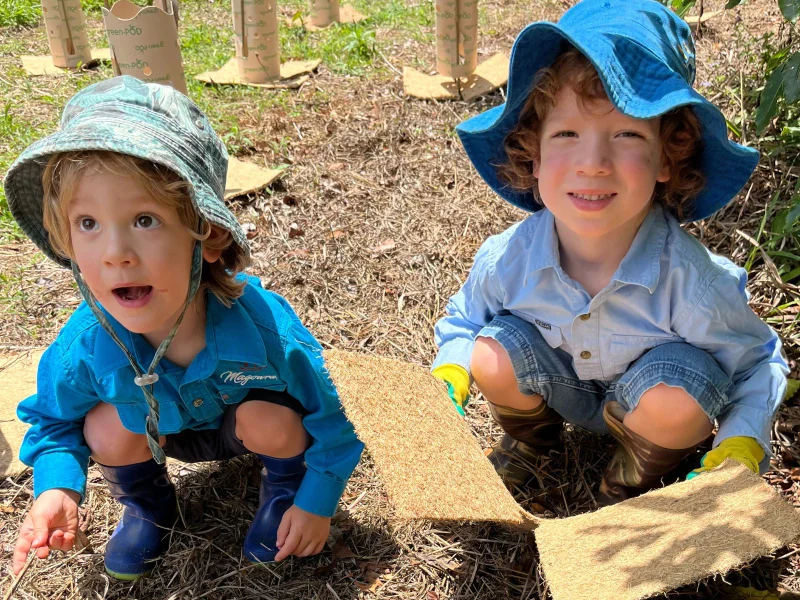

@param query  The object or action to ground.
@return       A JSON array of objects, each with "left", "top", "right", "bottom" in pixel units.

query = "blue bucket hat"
[{"left": 457, "top": 0, "right": 759, "bottom": 222}]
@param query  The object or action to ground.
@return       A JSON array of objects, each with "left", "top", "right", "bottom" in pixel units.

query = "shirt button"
[
  {"left": 580, "top": 351, "right": 591, "bottom": 360},
  {"left": 579, "top": 313, "right": 591, "bottom": 321},
  {"left": 193, "top": 398, "right": 204, "bottom": 407}
]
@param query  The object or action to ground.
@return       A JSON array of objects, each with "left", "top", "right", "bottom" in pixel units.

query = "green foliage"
[{"left": 0, "top": 0, "right": 39, "bottom": 27}]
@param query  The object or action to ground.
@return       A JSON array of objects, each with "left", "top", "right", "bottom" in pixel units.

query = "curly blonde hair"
[
  {"left": 496, "top": 49, "right": 705, "bottom": 220},
  {"left": 42, "top": 151, "right": 250, "bottom": 306}
]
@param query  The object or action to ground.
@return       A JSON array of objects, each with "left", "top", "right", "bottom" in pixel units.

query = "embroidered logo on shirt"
[
  {"left": 534, "top": 319, "right": 552, "bottom": 331},
  {"left": 220, "top": 370, "right": 278, "bottom": 385}
]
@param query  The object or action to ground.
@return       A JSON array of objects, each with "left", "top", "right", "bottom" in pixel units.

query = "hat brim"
[
  {"left": 456, "top": 22, "right": 759, "bottom": 222},
  {"left": 4, "top": 109, "right": 247, "bottom": 267}
]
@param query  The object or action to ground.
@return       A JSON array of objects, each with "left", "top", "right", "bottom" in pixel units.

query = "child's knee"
[
  {"left": 634, "top": 384, "right": 712, "bottom": 432},
  {"left": 471, "top": 337, "right": 517, "bottom": 396},
  {"left": 84, "top": 402, "right": 146, "bottom": 463},
  {"left": 235, "top": 401, "right": 307, "bottom": 457}
]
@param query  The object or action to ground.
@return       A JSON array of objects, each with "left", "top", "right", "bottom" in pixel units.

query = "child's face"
[
  {"left": 534, "top": 86, "right": 670, "bottom": 243},
  {"left": 67, "top": 169, "right": 210, "bottom": 337}
]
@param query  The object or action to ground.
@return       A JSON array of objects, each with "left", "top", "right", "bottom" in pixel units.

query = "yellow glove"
[
  {"left": 432, "top": 364, "right": 470, "bottom": 417},
  {"left": 687, "top": 436, "right": 765, "bottom": 480}
]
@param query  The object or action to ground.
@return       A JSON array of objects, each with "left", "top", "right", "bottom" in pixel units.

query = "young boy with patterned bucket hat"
[
  {"left": 4, "top": 75, "right": 363, "bottom": 580},
  {"left": 433, "top": 0, "right": 786, "bottom": 514}
]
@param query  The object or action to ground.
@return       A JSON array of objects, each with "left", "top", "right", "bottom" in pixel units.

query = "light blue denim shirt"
[
  {"left": 18, "top": 275, "right": 364, "bottom": 518},
  {"left": 433, "top": 204, "right": 788, "bottom": 455}
]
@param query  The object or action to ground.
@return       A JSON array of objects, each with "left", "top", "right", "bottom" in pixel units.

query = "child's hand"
[
  {"left": 13, "top": 488, "right": 81, "bottom": 575},
  {"left": 686, "top": 437, "right": 764, "bottom": 480},
  {"left": 432, "top": 364, "right": 471, "bottom": 416},
  {"left": 274, "top": 505, "right": 331, "bottom": 562}
]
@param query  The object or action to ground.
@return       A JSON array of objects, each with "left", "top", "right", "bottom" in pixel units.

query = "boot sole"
[{"left": 105, "top": 566, "right": 152, "bottom": 581}]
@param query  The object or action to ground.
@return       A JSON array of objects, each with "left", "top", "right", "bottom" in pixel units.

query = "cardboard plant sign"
[
  {"left": 103, "top": 0, "right": 187, "bottom": 93},
  {"left": 309, "top": 0, "right": 339, "bottom": 27},
  {"left": 232, "top": 0, "right": 280, "bottom": 82},
  {"left": 41, "top": 0, "right": 92, "bottom": 68},
  {"left": 435, "top": 0, "right": 478, "bottom": 78}
]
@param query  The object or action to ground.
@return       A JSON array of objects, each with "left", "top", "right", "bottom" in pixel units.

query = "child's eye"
[
  {"left": 76, "top": 217, "right": 97, "bottom": 232},
  {"left": 619, "top": 131, "right": 645, "bottom": 138},
  {"left": 135, "top": 214, "right": 161, "bottom": 229},
  {"left": 553, "top": 131, "right": 577, "bottom": 138}
]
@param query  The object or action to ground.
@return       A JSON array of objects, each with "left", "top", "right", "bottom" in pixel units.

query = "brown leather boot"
[
  {"left": 487, "top": 401, "right": 564, "bottom": 487},
  {"left": 598, "top": 401, "right": 699, "bottom": 506}
]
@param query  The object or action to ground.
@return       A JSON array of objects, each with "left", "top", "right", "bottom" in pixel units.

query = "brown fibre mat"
[
  {"left": 195, "top": 58, "right": 321, "bottom": 89},
  {"left": 322, "top": 348, "right": 538, "bottom": 528},
  {"left": 535, "top": 460, "right": 800, "bottom": 600},
  {"left": 403, "top": 53, "right": 509, "bottom": 101},
  {"left": 0, "top": 350, "right": 43, "bottom": 476},
  {"left": 20, "top": 48, "right": 111, "bottom": 76},
  {"left": 225, "top": 157, "right": 285, "bottom": 201}
]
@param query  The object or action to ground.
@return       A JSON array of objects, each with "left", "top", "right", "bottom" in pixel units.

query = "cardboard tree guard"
[
  {"left": 286, "top": 2, "right": 365, "bottom": 31},
  {"left": 435, "top": 0, "right": 477, "bottom": 79},
  {"left": 232, "top": 0, "right": 280, "bottom": 82},
  {"left": 404, "top": 0, "right": 509, "bottom": 101},
  {"left": 41, "top": 0, "right": 92, "bottom": 68},
  {"left": 103, "top": 0, "right": 188, "bottom": 94}
]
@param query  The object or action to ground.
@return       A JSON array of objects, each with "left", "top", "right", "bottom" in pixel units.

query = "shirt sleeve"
[
  {"left": 432, "top": 234, "right": 506, "bottom": 375},
  {"left": 279, "top": 322, "right": 364, "bottom": 517},
  {"left": 17, "top": 343, "right": 99, "bottom": 502},
  {"left": 674, "top": 266, "right": 788, "bottom": 471}
]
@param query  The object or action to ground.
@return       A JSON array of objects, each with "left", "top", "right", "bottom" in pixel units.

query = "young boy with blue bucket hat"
[
  {"left": 433, "top": 0, "right": 786, "bottom": 520},
  {"left": 4, "top": 75, "right": 363, "bottom": 580}
]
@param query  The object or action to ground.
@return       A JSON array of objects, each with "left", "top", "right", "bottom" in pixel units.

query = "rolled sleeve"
[
  {"left": 432, "top": 235, "right": 505, "bottom": 375},
  {"left": 675, "top": 267, "right": 788, "bottom": 470},
  {"left": 280, "top": 322, "right": 363, "bottom": 518},
  {"left": 18, "top": 342, "right": 99, "bottom": 503}
]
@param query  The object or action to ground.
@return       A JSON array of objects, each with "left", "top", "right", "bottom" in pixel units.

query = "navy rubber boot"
[
  {"left": 99, "top": 459, "right": 178, "bottom": 580},
  {"left": 243, "top": 453, "right": 306, "bottom": 563}
]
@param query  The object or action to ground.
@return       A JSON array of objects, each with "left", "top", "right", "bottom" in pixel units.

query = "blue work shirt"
[
  {"left": 19, "top": 275, "right": 364, "bottom": 518},
  {"left": 433, "top": 204, "right": 788, "bottom": 456}
]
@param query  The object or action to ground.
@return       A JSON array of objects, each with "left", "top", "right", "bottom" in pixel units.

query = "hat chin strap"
[{"left": 71, "top": 243, "right": 203, "bottom": 464}]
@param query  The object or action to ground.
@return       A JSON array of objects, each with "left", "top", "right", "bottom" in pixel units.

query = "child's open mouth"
[{"left": 112, "top": 285, "right": 154, "bottom": 308}]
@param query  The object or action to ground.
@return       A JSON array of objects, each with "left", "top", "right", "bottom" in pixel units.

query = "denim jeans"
[{"left": 477, "top": 314, "right": 733, "bottom": 434}]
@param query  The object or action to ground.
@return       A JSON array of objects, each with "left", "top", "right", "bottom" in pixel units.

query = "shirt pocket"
[
  {"left": 610, "top": 333, "right": 680, "bottom": 373},
  {"left": 533, "top": 320, "right": 564, "bottom": 350}
]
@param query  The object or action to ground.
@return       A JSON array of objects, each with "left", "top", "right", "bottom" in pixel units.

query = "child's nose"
[
  {"left": 575, "top": 138, "right": 612, "bottom": 176},
  {"left": 102, "top": 231, "right": 139, "bottom": 267}
]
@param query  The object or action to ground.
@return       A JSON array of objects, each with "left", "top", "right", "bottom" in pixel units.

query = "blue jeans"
[{"left": 477, "top": 314, "right": 733, "bottom": 434}]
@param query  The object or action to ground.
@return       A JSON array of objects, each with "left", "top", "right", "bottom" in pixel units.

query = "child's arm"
[
  {"left": 274, "top": 320, "right": 364, "bottom": 556},
  {"left": 674, "top": 266, "right": 788, "bottom": 474},
  {"left": 13, "top": 343, "right": 98, "bottom": 571},
  {"left": 432, "top": 233, "right": 507, "bottom": 412}
]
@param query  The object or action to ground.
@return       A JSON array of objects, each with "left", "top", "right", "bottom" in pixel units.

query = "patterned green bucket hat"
[{"left": 4, "top": 75, "right": 250, "bottom": 463}]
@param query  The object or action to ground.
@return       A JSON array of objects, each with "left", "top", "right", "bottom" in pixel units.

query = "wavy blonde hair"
[
  {"left": 42, "top": 151, "right": 250, "bottom": 305},
  {"left": 496, "top": 49, "right": 705, "bottom": 220}
]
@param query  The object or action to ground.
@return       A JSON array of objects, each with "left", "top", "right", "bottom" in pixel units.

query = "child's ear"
[
  {"left": 201, "top": 225, "right": 226, "bottom": 264},
  {"left": 657, "top": 157, "right": 671, "bottom": 183}
]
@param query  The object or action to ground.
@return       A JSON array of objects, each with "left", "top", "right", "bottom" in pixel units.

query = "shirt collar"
[
  {"left": 610, "top": 204, "right": 669, "bottom": 293},
  {"left": 525, "top": 204, "right": 669, "bottom": 293},
  {"left": 526, "top": 209, "right": 561, "bottom": 273},
  {"left": 92, "top": 291, "right": 267, "bottom": 382}
]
